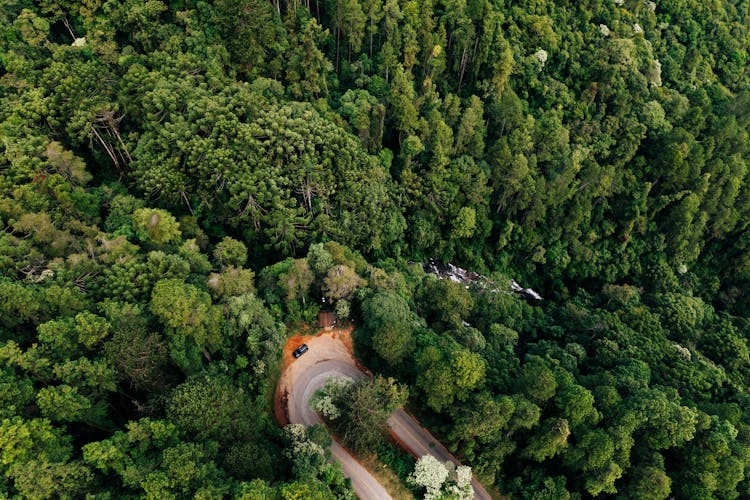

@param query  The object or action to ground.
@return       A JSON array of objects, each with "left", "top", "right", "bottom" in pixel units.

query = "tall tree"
[
  {"left": 362, "top": 290, "right": 417, "bottom": 365},
  {"left": 327, "top": 375, "right": 408, "bottom": 452}
]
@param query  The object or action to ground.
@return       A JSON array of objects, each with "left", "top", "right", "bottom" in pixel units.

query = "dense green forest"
[{"left": 2, "top": 0, "right": 750, "bottom": 497}]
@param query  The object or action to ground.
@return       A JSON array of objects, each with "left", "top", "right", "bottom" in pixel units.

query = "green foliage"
[
  {"left": 522, "top": 418, "right": 571, "bottom": 463},
  {"left": 236, "top": 479, "right": 281, "bottom": 500},
  {"left": 415, "top": 336, "right": 486, "bottom": 412},
  {"left": 1, "top": 0, "right": 750, "bottom": 497},
  {"left": 418, "top": 278, "right": 474, "bottom": 330},
  {"left": 8, "top": 459, "right": 94, "bottom": 500},
  {"left": 167, "top": 374, "right": 257, "bottom": 444},
  {"left": 0, "top": 368, "right": 35, "bottom": 419},
  {"left": 223, "top": 292, "right": 286, "bottom": 381},
  {"left": 376, "top": 441, "right": 415, "bottom": 485},
  {"left": 671, "top": 416, "right": 747, "bottom": 499},
  {"left": 624, "top": 463, "right": 671, "bottom": 500},
  {"left": 323, "top": 264, "right": 365, "bottom": 301},
  {"left": 307, "top": 243, "right": 334, "bottom": 277},
  {"left": 179, "top": 238, "right": 212, "bottom": 273},
  {"left": 102, "top": 301, "right": 170, "bottom": 391},
  {"left": 310, "top": 376, "right": 354, "bottom": 420},
  {"left": 73, "top": 311, "right": 111, "bottom": 349},
  {"left": 656, "top": 292, "right": 707, "bottom": 341},
  {"left": 36, "top": 385, "right": 94, "bottom": 423},
  {"left": 211, "top": 0, "right": 284, "bottom": 78},
  {"left": 213, "top": 236, "right": 248, "bottom": 269},
  {"left": 279, "top": 480, "right": 333, "bottom": 500},
  {"left": 150, "top": 278, "right": 221, "bottom": 373},
  {"left": 104, "top": 193, "right": 144, "bottom": 236},
  {"left": 322, "top": 376, "right": 408, "bottom": 453},
  {"left": 83, "top": 418, "right": 233, "bottom": 498},
  {"left": 0, "top": 416, "right": 73, "bottom": 468},
  {"left": 362, "top": 290, "right": 416, "bottom": 365},
  {"left": 132, "top": 208, "right": 182, "bottom": 245},
  {"left": 0, "top": 280, "right": 46, "bottom": 328},
  {"left": 225, "top": 440, "right": 281, "bottom": 482},
  {"left": 208, "top": 266, "right": 256, "bottom": 299},
  {"left": 0, "top": 416, "right": 91, "bottom": 498},
  {"left": 282, "top": 424, "right": 353, "bottom": 497},
  {"left": 334, "top": 299, "right": 350, "bottom": 321},
  {"left": 515, "top": 357, "right": 558, "bottom": 405}
]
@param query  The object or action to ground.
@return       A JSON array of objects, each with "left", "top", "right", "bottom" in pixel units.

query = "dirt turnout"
[{"left": 274, "top": 326, "right": 355, "bottom": 425}]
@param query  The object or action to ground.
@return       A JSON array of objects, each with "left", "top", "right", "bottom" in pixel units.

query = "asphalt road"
[
  {"left": 388, "top": 409, "right": 491, "bottom": 500},
  {"left": 287, "top": 357, "right": 390, "bottom": 500},
  {"left": 279, "top": 332, "right": 491, "bottom": 500}
]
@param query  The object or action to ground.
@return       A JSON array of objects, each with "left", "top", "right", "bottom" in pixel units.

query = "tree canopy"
[{"left": 2, "top": 0, "right": 750, "bottom": 497}]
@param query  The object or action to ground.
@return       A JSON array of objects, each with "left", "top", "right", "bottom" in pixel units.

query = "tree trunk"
[
  {"left": 336, "top": 27, "right": 341, "bottom": 72},
  {"left": 458, "top": 45, "right": 468, "bottom": 91},
  {"left": 471, "top": 36, "right": 479, "bottom": 79}
]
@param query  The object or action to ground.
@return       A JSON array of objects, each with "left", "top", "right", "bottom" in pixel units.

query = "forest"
[{"left": 1, "top": 0, "right": 750, "bottom": 498}]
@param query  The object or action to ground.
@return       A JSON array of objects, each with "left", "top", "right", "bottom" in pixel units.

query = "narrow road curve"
[
  {"left": 277, "top": 331, "right": 492, "bottom": 500},
  {"left": 388, "top": 409, "right": 491, "bottom": 500},
  {"left": 289, "top": 358, "right": 389, "bottom": 500}
]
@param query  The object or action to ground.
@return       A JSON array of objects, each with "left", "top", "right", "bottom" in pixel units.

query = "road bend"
[{"left": 280, "top": 333, "right": 491, "bottom": 499}]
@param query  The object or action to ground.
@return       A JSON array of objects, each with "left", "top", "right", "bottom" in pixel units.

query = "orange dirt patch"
[
  {"left": 330, "top": 324, "right": 355, "bottom": 356},
  {"left": 329, "top": 324, "right": 373, "bottom": 375},
  {"left": 274, "top": 387, "right": 290, "bottom": 426}
]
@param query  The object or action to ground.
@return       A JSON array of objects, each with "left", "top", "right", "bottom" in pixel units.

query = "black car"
[{"left": 292, "top": 344, "right": 309, "bottom": 358}]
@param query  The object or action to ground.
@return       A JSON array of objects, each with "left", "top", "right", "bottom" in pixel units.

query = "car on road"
[{"left": 293, "top": 344, "right": 309, "bottom": 358}]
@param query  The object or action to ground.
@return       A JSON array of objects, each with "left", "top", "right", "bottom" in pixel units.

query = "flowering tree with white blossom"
[{"left": 409, "top": 455, "right": 474, "bottom": 499}]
